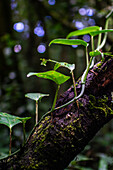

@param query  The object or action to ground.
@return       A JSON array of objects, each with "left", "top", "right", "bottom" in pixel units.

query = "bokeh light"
[
  {"left": 75, "top": 21, "right": 84, "bottom": 29},
  {"left": 13, "top": 22, "right": 24, "bottom": 32},
  {"left": 3, "top": 47, "right": 12, "bottom": 56},
  {"left": 14, "top": 44, "right": 22, "bottom": 53},
  {"left": 83, "top": 35, "right": 90, "bottom": 42},
  {"left": 34, "top": 26, "right": 45, "bottom": 37},
  {"left": 72, "top": 45, "right": 78, "bottom": 48},
  {"left": 48, "top": 0, "right": 56, "bottom": 5},
  {"left": 37, "top": 44, "right": 46, "bottom": 53},
  {"left": 86, "top": 8, "right": 94, "bottom": 16},
  {"left": 79, "top": 8, "right": 87, "bottom": 16},
  {"left": 9, "top": 72, "right": 16, "bottom": 80},
  {"left": 88, "top": 18, "right": 95, "bottom": 26}
]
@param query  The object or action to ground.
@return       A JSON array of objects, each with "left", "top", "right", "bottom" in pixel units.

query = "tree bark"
[{"left": 0, "top": 56, "right": 113, "bottom": 170}]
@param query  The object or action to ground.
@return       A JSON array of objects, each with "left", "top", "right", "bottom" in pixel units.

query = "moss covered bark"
[{"left": 0, "top": 56, "right": 113, "bottom": 170}]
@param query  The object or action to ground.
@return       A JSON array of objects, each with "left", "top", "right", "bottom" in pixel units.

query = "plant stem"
[
  {"left": 86, "top": 46, "right": 89, "bottom": 66},
  {"left": 71, "top": 71, "right": 79, "bottom": 108},
  {"left": 9, "top": 128, "right": 12, "bottom": 155},
  {"left": 52, "top": 85, "right": 60, "bottom": 111},
  {"left": 97, "top": 27, "right": 102, "bottom": 48},
  {"left": 36, "top": 101, "right": 38, "bottom": 124},
  {"left": 91, "top": 36, "right": 94, "bottom": 51},
  {"left": 97, "top": 18, "right": 109, "bottom": 50},
  {"left": 23, "top": 122, "right": 26, "bottom": 145}
]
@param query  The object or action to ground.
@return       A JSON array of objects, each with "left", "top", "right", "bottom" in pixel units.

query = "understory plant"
[{"left": 0, "top": 10, "right": 113, "bottom": 162}]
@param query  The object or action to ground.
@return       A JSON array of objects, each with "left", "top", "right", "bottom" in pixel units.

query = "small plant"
[
  {"left": 40, "top": 58, "right": 79, "bottom": 108},
  {"left": 27, "top": 70, "right": 70, "bottom": 115},
  {"left": 25, "top": 93, "right": 49, "bottom": 124},
  {"left": 0, "top": 112, "right": 31, "bottom": 155},
  {"left": 1, "top": 10, "right": 113, "bottom": 162}
]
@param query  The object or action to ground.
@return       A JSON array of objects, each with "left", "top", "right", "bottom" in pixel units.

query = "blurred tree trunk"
[
  {"left": 0, "top": 56, "right": 113, "bottom": 169},
  {"left": 0, "top": 0, "right": 26, "bottom": 113}
]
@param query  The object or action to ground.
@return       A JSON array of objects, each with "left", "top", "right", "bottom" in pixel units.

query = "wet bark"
[{"left": 0, "top": 56, "right": 113, "bottom": 169}]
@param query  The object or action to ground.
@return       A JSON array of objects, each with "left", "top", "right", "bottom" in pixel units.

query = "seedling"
[
  {"left": 0, "top": 113, "right": 19, "bottom": 154},
  {"left": 25, "top": 93, "right": 49, "bottom": 124},
  {"left": 27, "top": 71, "right": 70, "bottom": 113},
  {"left": 40, "top": 58, "right": 79, "bottom": 107},
  {"left": 16, "top": 117, "right": 31, "bottom": 144},
  {"left": 40, "top": 10, "right": 113, "bottom": 114}
]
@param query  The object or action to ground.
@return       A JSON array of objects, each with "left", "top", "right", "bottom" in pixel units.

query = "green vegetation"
[{"left": 1, "top": 0, "right": 113, "bottom": 168}]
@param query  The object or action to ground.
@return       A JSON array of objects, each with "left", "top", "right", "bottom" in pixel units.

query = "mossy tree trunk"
[{"left": 0, "top": 56, "right": 113, "bottom": 170}]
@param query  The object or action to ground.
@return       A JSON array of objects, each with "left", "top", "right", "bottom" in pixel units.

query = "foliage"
[{"left": 1, "top": 0, "right": 113, "bottom": 169}]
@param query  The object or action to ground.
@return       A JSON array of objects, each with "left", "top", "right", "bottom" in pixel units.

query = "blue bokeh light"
[
  {"left": 48, "top": 0, "right": 56, "bottom": 5},
  {"left": 34, "top": 26, "right": 45, "bottom": 37},
  {"left": 75, "top": 21, "right": 84, "bottom": 29},
  {"left": 79, "top": 8, "right": 87, "bottom": 16},
  {"left": 13, "top": 22, "right": 24, "bottom": 32},
  {"left": 83, "top": 35, "right": 90, "bottom": 42},
  {"left": 72, "top": 45, "right": 78, "bottom": 48},
  {"left": 9, "top": 72, "right": 16, "bottom": 80},
  {"left": 88, "top": 18, "right": 95, "bottom": 26},
  {"left": 86, "top": 9, "right": 94, "bottom": 16},
  {"left": 37, "top": 44, "right": 46, "bottom": 53}
]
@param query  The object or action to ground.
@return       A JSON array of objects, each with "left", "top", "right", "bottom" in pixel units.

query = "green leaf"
[
  {"left": 54, "top": 63, "right": 61, "bottom": 70},
  {"left": 90, "top": 29, "right": 113, "bottom": 36},
  {"left": 49, "top": 39, "right": 88, "bottom": 47},
  {"left": 0, "top": 112, "right": 22, "bottom": 129},
  {"left": 103, "top": 52, "right": 113, "bottom": 57},
  {"left": 16, "top": 117, "right": 31, "bottom": 124},
  {"left": 54, "top": 62, "right": 75, "bottom": 72},
  {"left": 89, "top": 50, "right": 101, "bottom": 57},
  {"left": 41, "top": 58, "right": 75, "bottom": 72},
  {"left": 67, "top": 26, "right": 100, "bottom": 38},
  {"left": 27, "top": 70, "right": 70, "bottom": 85},
  {"left": 25, "top": 93, "right": 49, "bottom": 102}
]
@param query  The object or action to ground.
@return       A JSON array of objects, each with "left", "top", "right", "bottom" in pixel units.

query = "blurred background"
[{"left": 0, "top": 0, "right": 113, "bottom": 169}]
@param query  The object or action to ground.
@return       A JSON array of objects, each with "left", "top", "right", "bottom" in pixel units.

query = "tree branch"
[{"left": 0, "top": 56, "right": 113, "bottom": 170}]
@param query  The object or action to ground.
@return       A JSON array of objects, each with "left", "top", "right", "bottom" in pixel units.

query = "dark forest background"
[{"left": 1, "top": 0, "right": 113, "bottom": 169}]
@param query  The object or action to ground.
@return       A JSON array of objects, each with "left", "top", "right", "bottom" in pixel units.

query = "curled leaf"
[
  {"left": 49, "top": 39, "right": 88, "bottom": 47},
  {"left": 67, "top": 26, "right": 100, "bottom": 38}
]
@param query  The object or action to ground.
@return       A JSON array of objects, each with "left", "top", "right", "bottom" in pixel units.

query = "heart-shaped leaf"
[
  {"left": 0, "top": 112, "right": 22, "bottom": 129},
  {"left": 25, "top": 93, "right": 49, "bottom": 102},
  {"left": 67, "top": 26, "right": 100, "bottom": 38},
  {"left": 27, "top": 70, "right": 70, "bottom": 85},
  {"left": 49, "top": 39, "right": 88, "bottom": 47},
  {"left": 90, "top": 29, "right": 113, "bottom": 36}
]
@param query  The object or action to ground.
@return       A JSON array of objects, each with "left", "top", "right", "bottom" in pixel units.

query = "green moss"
[{"left": 89, "top": 94, "right": 113, "bottom": 117}]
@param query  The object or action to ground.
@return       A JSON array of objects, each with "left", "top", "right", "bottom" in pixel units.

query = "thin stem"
[
  {"left": 97, "top": 27, "right": 102, "bottom": 48},
  {"left": 71, "top": 71, "right": 79, "bottom": 108},
  {"left": 23, "top": 122, "right": 26, "bottom": 145},
  {"left": 97, "top": 18, "right": 109, "bottom": 50},
  {"left": 36, "top": 101, "right": 38, "bottom": 124},
  {"left": 86, "top": 46, "right": 89, "bottom": 66},
  {"left": 81, "top": 56, "right": 93, "bottom": 84},
  {"left": 9, "top": 128, "right": 12, "bottom": 155},
  {"left": 52, "top": 85, "right": 60, "bottom": 111},
  {"left": 71, "top": 71, "right": 77, "bottom": 97},
  {"left": 91, "top": 36, "right": 94, "bottom": 51}
]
